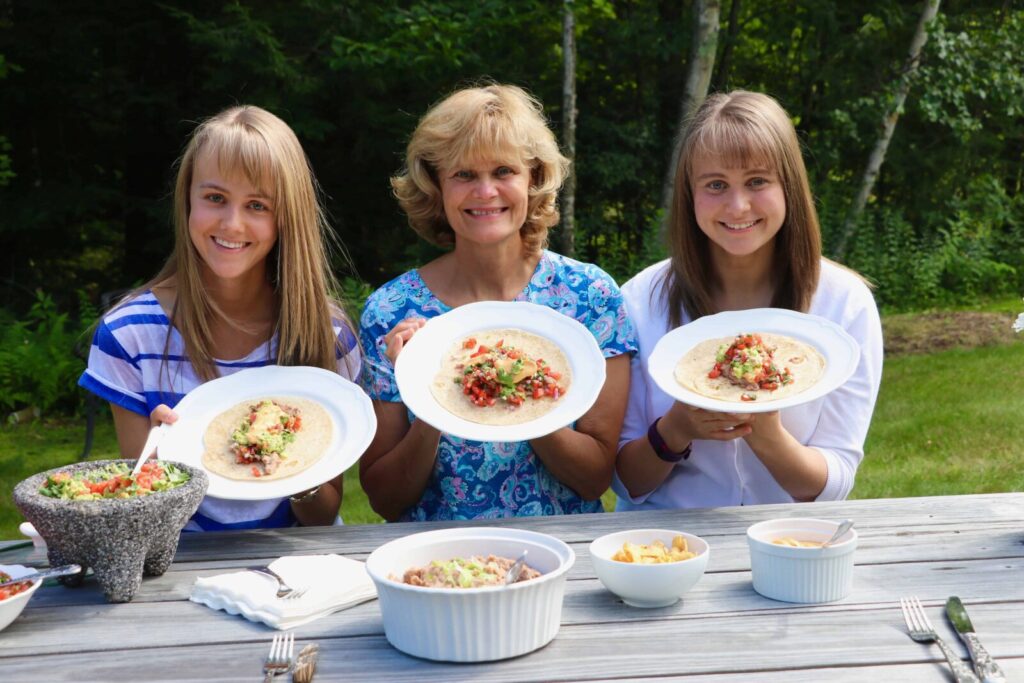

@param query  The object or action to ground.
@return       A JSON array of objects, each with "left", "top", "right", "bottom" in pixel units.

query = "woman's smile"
[
  {"left": 720, "top": 218, "right": 762, "bottom": 232},
  {"left": 212, "top": 236, "right": 250, "bottom": 250}
]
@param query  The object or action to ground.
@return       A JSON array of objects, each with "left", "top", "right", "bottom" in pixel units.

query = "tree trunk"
[
  {"left": 712, "top": 0, "right": 741, "bottom": 91},
  {"left": 660, "top": 0, "right": 720, "bottom": 228},
  {"left": 833, "top": 0, "right": 942, "bottom": 259},
  {"left": 556, "top": 0, "right": 577, "bottom": 257}
]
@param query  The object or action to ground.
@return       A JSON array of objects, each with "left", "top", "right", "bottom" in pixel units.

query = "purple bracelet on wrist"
[{"left": 647, "top": 417, "right": 691, "bottom": 463}]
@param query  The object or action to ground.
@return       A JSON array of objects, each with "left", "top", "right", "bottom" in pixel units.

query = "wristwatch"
[{"left": 647, "top": 417, "right": 691, "bottom": 463}]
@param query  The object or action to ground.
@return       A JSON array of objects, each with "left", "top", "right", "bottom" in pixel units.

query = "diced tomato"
[
  {"left": 547, "top": 370, "right": 561, "bottom": 380},
  {"left": 471, "top": 345, "right": 490, "bottom": 358},
  {"left": 462, "top": 338, "right": 477, "bottom": 349},
  {"left": 532, "top": 387, "right": 545, "bottom": 399},
  {"left": 507, "top": 350, "right": 520, "bottom": 359},
  {"left": 495, "top": 339, "right": 504, "bottom": 347},
  {"left": 708, "top": 366, "right": 722, "bottom": 379},
  {"left": 251, "top": 467, "right": 261, "bottom": 477}
]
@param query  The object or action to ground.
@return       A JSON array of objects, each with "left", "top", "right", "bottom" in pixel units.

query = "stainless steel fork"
[
  {"left": 247, "top": 565, "right": 307, "bottom": 599},
  {"left": 262, "top": 632, "right": 294, "bottom": 682},
  {"left": 900, "top": 597, "right": 980, "bottom": 683}
]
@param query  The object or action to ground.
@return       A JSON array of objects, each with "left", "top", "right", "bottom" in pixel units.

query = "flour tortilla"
[
  {"left": 430, "top": 328, "right": 572, "bottom": 426},
  {"left": 201, "top": 396, "right": 334, "bottom": 480},
  {"left": 674, "top": 333, "right": 826, "bottom": 403}
]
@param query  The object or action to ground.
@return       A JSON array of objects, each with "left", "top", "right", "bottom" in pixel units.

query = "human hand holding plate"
[{"left": 648, "top": 308, "right": 859, "bottom": 414}]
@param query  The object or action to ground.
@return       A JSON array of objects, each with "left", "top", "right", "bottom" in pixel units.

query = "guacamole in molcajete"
[{"left": 39, "top": 461, "right": 189, "bottom": 500}]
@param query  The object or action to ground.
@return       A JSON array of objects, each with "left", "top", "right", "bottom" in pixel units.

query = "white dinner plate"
[
  {"left": 647, "top": 308, "right": 860, "bottom": 413},
  {"left": 157, "top": 366, "right": 376, "bottom": 501},
  {"left": 394, "top": 301, "right": 606, "bottom": 441}
]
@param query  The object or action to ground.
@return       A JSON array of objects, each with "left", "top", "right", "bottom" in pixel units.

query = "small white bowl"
[
  {"left": 0, "top": 564, "right": 43, "bottom": 632},
  {"left": 747, "top": 518, "right": 857, "bottom": 604},
  {"left": 589, "top": 529, "right": 709, "bottom": 608},
  {"left": 364, "top": 526, "right": 574, "bottom": 662}
]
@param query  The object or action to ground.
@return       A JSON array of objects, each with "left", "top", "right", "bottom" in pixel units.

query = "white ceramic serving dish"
[
  {"left": 746, "top": 517, "right": 857, "bottom": 604},
  {"left": 0, "top": 564, "right": 43, "bottom": 632},
  {"left": 364, "top": 527, "right": 575, "bottom": 662},
  {"left": 589, "top": 529, "right": 710, "bottom": 608}
]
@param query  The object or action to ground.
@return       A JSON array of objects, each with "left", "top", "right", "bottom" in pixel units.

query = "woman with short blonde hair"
[{"left": 359, "top": 84, "right": 637, "bottom": 522}]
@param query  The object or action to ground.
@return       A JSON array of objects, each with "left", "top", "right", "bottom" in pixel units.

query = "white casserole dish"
[{"left": 364, "top": 526, "right": 575, "bottom": 662}]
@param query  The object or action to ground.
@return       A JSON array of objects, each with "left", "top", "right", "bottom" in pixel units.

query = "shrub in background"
[{"left": 0, "top": 290, "right": 94, "bottom": 417}]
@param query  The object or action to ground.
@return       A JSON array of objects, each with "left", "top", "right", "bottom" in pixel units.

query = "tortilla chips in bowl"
[
  {"left": 589, "top": 529, "right": 710, "bottom": 608},
  {"left": 364, "top": 527, "right": 575, "bottom": 662}
]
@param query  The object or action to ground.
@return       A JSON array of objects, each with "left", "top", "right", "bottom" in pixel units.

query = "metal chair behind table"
[{"left": 78, "top": 289, "right": 130, "bottom": 461}]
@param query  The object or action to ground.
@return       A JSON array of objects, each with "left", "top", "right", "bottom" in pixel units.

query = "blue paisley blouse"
[{"left": 359, "top": 250, "right": 637, "bottom": 521}]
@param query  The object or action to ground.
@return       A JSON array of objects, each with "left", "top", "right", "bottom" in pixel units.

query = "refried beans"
[{"left": 401, "top": 555, "right": 541, "bottom": 588}]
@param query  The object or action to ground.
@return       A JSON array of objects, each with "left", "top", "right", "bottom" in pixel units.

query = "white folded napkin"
[{"left": 189, "top": 554, "right": 377, "bottom": 630}]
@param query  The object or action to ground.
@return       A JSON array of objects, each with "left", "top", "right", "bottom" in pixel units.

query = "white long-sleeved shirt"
[{"left": 613, "top": 259, "right": 883, "bottom": 510}]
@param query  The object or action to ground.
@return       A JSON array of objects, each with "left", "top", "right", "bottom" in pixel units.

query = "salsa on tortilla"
[
  {"left": 430, "top": 329, "right": 571, "bottom": 426},
  {"left": 675, "top": 332, "right": 825, "bottom": 403}
]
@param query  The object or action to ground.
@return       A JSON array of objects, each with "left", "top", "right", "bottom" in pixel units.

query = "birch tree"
[
  {"left": 661, "top": 0, "right": 721, "bottom": 222},
  {"left": 833, "top": 0, "right": 942, "bottom": 259},
  {"left": 557, "top": 0, "right": 577, "bottom": 257}
]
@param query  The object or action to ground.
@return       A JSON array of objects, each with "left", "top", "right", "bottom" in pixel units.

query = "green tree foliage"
[{"left": 0, "top": 0, "right": 1020, "bottom": 325}]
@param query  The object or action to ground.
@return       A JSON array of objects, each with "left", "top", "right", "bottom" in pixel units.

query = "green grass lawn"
[{"left": 2, "top": 338, "right": 1021, "bottom": 540}]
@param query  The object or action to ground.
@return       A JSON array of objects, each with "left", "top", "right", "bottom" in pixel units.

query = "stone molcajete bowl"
[{"left": 13, "top": 459, "right": 207, "bottom": 603}]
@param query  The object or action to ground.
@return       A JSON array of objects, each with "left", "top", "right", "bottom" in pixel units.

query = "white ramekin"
[
  {"left": 364, "top": 526, "right": 575, "bottom": 662},
  {"left": 746, "top": 517, "right": 857, "bottom": 604}
]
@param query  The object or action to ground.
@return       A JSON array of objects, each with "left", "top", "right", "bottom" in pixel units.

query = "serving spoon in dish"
[
  {"left": 131, "top": 424, "right": 169, "bottom": 475},
  {"left": 821, "top": 519, "right": 855, "bottom": 548},
  {"left": 0, "top": 564, "right": 82, "bottom": 588},
  {"left": 504, "top": 550, "right": 529, "bottom": 585}
]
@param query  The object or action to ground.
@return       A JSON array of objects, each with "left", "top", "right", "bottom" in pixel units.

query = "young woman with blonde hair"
[
  {"left": 359, "top": 84, "right": 637, "bottom": 521},
  {"left": 613, "top": 91, "right": 883, "bottom": 509},
  {"left": 79, "top": 105, "right": 359, "bottom": 529}
]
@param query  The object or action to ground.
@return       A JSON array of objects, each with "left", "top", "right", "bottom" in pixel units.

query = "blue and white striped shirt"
[{"left": 79, "top": 290, "right": 361, "bottom": 530}]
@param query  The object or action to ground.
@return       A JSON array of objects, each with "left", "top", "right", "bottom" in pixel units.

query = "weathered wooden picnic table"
[{"left": 0, "top": 492, "right": 1021, "bottom": 682}]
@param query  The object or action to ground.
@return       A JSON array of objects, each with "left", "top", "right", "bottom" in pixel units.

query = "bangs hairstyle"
[
  {"left": 662, "top": 91, "right": 822, "bottom": 327},
  {"left": 138, "top": 105, "right": 355, "bottom": 383},
  {"left": 391, "top": 84, "right": 569, "bottom": 253}
]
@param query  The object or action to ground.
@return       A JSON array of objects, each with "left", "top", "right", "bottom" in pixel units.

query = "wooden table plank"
[
  {"left": 2, "top": 493, "right": 1019, "bottom": 568},
  {"left": 1, "top": 603, "right": 1020, "bottom": 682}
]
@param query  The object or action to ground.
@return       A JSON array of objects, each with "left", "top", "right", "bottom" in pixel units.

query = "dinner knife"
[{"left": 945, "top": 596, "right": 1006, "bottom": 683}]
